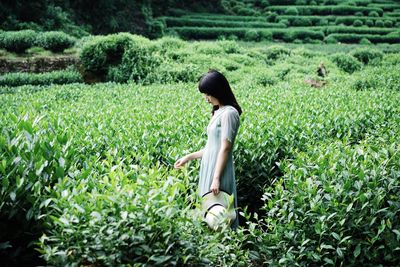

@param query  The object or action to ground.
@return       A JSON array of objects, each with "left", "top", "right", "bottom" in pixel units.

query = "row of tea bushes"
[
  {"left": 0, "top": 70, "right": 82, "bottom": 87},
  {"left": 172, "top": 27, "right": 325, "bottom": 42},
  {"left": 277, "top": 15, "right": 399, "bottom": 27},
  {"left": 265, "top": 5, "right": 384, "bottom": 16},
  {"left": 325, "top": 32, "right": 400, "bottom": 44},
  {"left": 163, "top": 17, "right": 287, "bottom": 28},
  {"left": 2, "top": 68, "right": 399, "bottom": 265},
  {"left": 0, "top": 30, "right": 76, "bottom": 53}
]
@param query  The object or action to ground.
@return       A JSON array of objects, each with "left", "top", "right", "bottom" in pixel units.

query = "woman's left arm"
[{"left": 210, "top": 140, "right": 232, "bottom": 195}]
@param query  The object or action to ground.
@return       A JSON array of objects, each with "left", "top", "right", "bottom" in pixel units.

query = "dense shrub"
[
  {"left": 375, "top": 20, "right": 384, "bottom": 27},
  {"left": 0, "top": 30, "right": 36, "bottom": 53},
  {"left": 260, "top": 0, "right": 270, "bottom": 8},
  {"left": 325, "top": 35, "right": 338, "bottom": 44},
  {"left": 369, "top": 10, "right": 379, "bottom": 17},
  {"left": 330, "top": 53, "right": 362, "bottom": 73},
  {"left": 359, "top": 38, "right": 372, "bottom": 45},
  {"left": 366, "top": 19, "right": 374, "bottom": 27},
  {"left": 80, "top": 33, "right": 159, "bottom": 83},
  {"left": 244, "top": 29, "right": 261, "bottom": 41},
  {"left": 0, "top": 70, "right": 82, "bottom": 87},
  {"left": 35, "top": 31, "right": 76, "bottom": 52},
  {"left": 147, "top": 19, "right": 166, "bottom": 39},
  {"left": 266, "top": 12, "right": 278, "bottom": 22},
  {"left": 353, "top": 19, "right": 363, "bottom": 27},
  {"left": 351, "top": 48, "right": 384, "bottom": 64},
  {"left": 285, "top": 7, "right": 299, "bottom": 15},
  {"left": 384, "top": 20, "right": 393, "bottom": 27},
  {"left": 80, "top": 33, "right": 133, "bottom": 73},
  {"left": 279, "top": 19, "right": 290, "bottom": 27},
  {"left": 264, "top": 45, "right": 291, "bottom": 60},
  {"left": 260, "top": 30, "right": 273, "bottom": 41}
]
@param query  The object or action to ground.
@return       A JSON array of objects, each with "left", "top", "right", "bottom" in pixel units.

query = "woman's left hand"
[{"left": 210, "top": 178, "right": 220, "bottom": 195}]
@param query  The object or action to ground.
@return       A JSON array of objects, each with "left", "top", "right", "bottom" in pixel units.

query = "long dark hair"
[{"left": 198, "top": 70, "right": 242, "bottom": 116}]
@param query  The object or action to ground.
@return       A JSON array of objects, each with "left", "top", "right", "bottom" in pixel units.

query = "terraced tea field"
[{"left": 162, "top": 0, "right": 400, "bottom": 43}]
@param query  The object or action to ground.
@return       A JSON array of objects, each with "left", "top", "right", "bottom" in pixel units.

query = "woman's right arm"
[{"left": 174, "top": 149, "right": 204, "bottom": 169}]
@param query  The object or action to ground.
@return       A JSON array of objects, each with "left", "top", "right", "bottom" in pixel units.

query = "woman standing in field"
[{"left": 174, "top": 70, "right": 242, "bottom": 229}]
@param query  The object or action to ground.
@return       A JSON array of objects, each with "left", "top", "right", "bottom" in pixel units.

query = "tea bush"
[
  {"left": 80, "top": 33, "right": 160, "bottom": 83},
  {"left": 264, "top": 45, "right": 291, "bottom": 60},
  {"left": 351, "top": 64, "right": 400, "bottom": 91},
  {"left": 353, "top": 19, "right": 363, "bottom": 27},
  {"left": 330, "top": 53, "right": 362, "bottom": 73},
  {"left": 244, "top": 29, "right": 260, "bottom": 41},
  {"left": 351, "top": 48, "right": 384, "bottom": 65},
  {"left": 35, "top": 31, "right": 76, "bottom": 52},
  {"left": 0, "top": 30, "right": 76, "bottom": 53},
  {"left": 0, "top": 30, "right": 36, "bottom": 53}
]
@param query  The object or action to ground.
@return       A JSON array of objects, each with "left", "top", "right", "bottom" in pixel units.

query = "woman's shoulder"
[
  {"left": 221, "top": 106, "right": 240, "bottom": 123},
  {"left": 225, "top": 106, "right": 240, "bottom": 116}
]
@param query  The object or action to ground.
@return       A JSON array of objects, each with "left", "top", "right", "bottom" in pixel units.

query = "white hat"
[{"left": 201, "top": 190, "right": 236, "bottom": 230}]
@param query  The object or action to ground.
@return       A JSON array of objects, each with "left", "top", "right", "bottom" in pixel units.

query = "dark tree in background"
[{"left": 0, "top": 0, "right": 223, "bottom": 37}]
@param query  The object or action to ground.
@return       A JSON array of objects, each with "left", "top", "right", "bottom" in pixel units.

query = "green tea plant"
[
  {"left": 330, "top": 53, "right": 362, "bottom": 73},
  {"left": 0, "top": 70, "right": 82, "bottom": 87},
  {"left": 1, "top": 38, "right": 399, "bottom": 266},
  {"left": 257, "top": 136, "right": 400, "bottom": 265},
  {"left": 0, "top": 30, "right": 76, "bottom": 53}
]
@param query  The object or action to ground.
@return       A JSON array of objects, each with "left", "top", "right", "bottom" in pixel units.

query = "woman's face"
[{"left": 204, "top": 94, "right": 220, "bottom": 106}]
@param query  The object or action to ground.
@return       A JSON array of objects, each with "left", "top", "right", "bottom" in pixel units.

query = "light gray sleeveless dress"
[{"left": 198, "top": 105, "right": 240, "bottom": 228}]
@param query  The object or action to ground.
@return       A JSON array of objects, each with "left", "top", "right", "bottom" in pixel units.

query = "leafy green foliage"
[
  {"left": 0, "top": 70, "right": 82, "bottom": 87},
  {"left": 0, "top": 30, "right": 76, "bottom": 53},
  {"left": 80, "top": 33, "right": 159, "bottom": 83},
  {"left": 351, "top": 62, "right": 400, "bottom": 91},
  {"left": 264, "top": 45, "right": 291, "bottom": 60},
  {"left": 35, "top": 31, "right": 76, "bottom": 52},
  {"left": 258, "top": 137, "right": 400, "bottom": 265},
  {"left": 330, "top": 53, "right": 362, "bottom": 73},
  {"left": 351, "top": 48, "right": 384, "bottom": 65},
  {"left": 1, "top": 38, "right": 400, "bottom": 266},
  {"left": 0, "top": 30, "right": 36, "bottom": 53}
]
